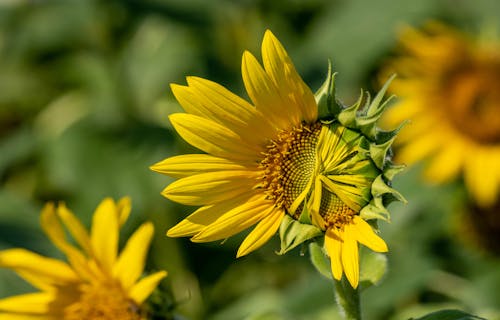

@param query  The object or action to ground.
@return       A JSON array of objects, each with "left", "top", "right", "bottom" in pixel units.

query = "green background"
[{"left": 0, "top": 0, "right": 499, "bottom": 319}]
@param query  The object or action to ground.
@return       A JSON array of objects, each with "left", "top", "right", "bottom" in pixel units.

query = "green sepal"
[
  {"left": 383, "top": 163, "right": 406, "bottom": 181},
  {"left": 359, "top": 247, "right": 388, "bottom": 291},
  {"left": 371, "top": 175, "right": 407, "bottom": 204},
  {"left": 337, "top": 75, "right": 396, "bottom": 142},
  {"left": 309, "top": 241, "right": 332, "bottom": 279},
  {"left": 298, "top": 202, "right": 312, "bottom": 224},
  {"left": 369, "top": 136, "right": 396, "bottom": 170},
  {"left": 337, "top": 89, "right": 364, "bottom": 127},
  {"left": 278, "top": 215, "right": 322, "bottom": 255},
  {"left": 411, "top": 309, "right": 486, "bottom": 320},
  {"left": 315, "top": 60, "right": 341, "bottom": 119},
  {"left": 366, "top": 74, "right": 396, "bottom": 117},
  {"left": 357, "top": 77, "right": 396, "bottom": 140},
  {"left": 360, "top": 199, "right": 390, "bottom": 221},
  {"left": 375, "top": 120, "right": 407, "bottom": 144}
]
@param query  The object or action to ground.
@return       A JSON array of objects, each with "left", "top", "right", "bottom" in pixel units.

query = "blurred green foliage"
[{"left": 0, "top": 0, "right": 499, "bottom": 319}]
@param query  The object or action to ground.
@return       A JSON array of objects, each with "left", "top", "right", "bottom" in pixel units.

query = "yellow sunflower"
[
  {"left": 0, "top": 197, "right": 167, "bottom": 320},
  {"left": 381, "top": 22, "right": 500, "bottom": 207},
  {"left": 153, "top": 30, "right": 403, "bottom": 288}
]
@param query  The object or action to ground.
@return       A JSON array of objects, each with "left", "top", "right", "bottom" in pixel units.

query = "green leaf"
[
  {"left": 278, "top": 215, "right": 322, "bottom": 255},
  {"left": 359, "top": 248, "right": 388, "bottom": 291},
  {"left": 411, "top": 309, "right": 486, "bottom": 320},
  {"left": 309, "top": 241, "right": 332, "bottom": 279}
]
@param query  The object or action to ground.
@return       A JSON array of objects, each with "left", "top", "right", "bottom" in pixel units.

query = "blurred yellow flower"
[
  {"left": 382, "top": 22, "right": 500, "bottom": 207},
  {"left": 0, "top": 197, "right": 167, "bottom": 320},
  {"left": 153, "top": 30, "right": 401, "bottom": 288}
]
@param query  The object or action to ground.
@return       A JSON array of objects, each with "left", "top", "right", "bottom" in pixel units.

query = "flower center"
[
  {"left": 260, "top": 122, "right": 321, "bottom": 216},
  {"left": 260, "top": 122, "right": 359, "bottom": 230},
  {"left": 64, "top": 281, "right": 141, "bottom": 320},
  {"left": 441, "top": 54, "right": 500, "bottom": 144},
  {"left": 319, "top": 187, "right": 357, "bottom": 230}
]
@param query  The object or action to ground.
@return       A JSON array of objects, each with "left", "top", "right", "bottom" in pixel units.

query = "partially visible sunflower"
[
  {"left": 153, "top": 30, "right": 403, "bottom": 288},
  {"left": 0, "top": 197, "right": 167, "bottom": 320},
  {"left": 381, "top": 22, "right": 500, "bottom": 207}
]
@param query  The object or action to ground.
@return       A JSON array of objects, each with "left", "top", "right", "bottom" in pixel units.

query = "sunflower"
[
  {"left": 381, "top": 22, "right": 500, "bottom": 207},
  {"left": 0, "top": 197, "right": 167, "bottom": 320},
  {"left": 152, "top": 30, "right": 403, "bottom": 288}
]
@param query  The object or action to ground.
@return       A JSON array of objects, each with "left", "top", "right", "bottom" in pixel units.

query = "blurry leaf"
[
  {"left": 411, "top": 309, "right": 485, "bottom": 320},
  {"left": 244, "top": 311, "right": 285, "bottom": 320},
  {"left": 301, "top": 0, "right": 436, "bottom": 96},
  {"left": 359, "top": 248, "right": 387, "bottom": 290},
  {"left": 123, "top": 18, "right": 200, "bottom": 121},
  {"left": 34, "top": 91, "right": 89, "bottom": 139},
  {"left": 0, "top": 127, "right": 37, "bottom": 176}
]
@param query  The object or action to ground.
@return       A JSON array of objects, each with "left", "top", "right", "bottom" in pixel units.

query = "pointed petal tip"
[
  {"left": 242, "top": 50, "right": 252, "bottom": 62},
  {"left": 141, "top": 221, "right": 155, "bottom": 234},
  {"left": 236, "top": 248, "right": 248, "bottom": 258},
  {"left": 170, "top": 83, "right": 190, "bottom": 97},
  {"left": 349, "top": 277, "right": 359, "bottom": 289},
  {"left": 157, "top": 270, "right": 168, "bottom": 279},
  {"left": 165, "top": 227, "right": 180, "bottom": 238},
  {"left": 263, "top": 29, "right": 276, "bottom": 41}
]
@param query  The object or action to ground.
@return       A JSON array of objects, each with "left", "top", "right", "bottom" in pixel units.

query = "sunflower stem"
[{"left": 334, "top": 277, "right": 362, "bottom": 320}]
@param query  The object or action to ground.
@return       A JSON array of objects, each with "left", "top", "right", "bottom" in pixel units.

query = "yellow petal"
[
  {"left": 0, "top": 249, "right": 78, "bottom": 288},
  {"left": 167, "top": 192, "right": 255, "bottom": 237},
  {"left": 310, "top": 176, "right": 323, "bottom": 218},
  {"left": 162, "top": 171, "right": 259, "bottom": 206},
  {"left": 352, "top": 216, "right": 388, "bottom": 253},
  {"left": 16, "top": 270, "right": 54, "bottom": 292},
  {"left": 129, "top": 271, "right": 167, "bottom": 305},
  {"left": 341, "top": 225, "right": 360, "bottom": 288},
  {"left": 56, "top": 204, "right": 92, "bottom": 256},
  {"left": 169, "top": 113, "right": 259, "bottom": 160},
  {"left": 0, "top": 293, "right": 58, "bottom": 314},
  {"left": 464, "top": 147, "right": 499, "bottom": 207},
  {"left": 261, "top": 30, "right": 317, "bottom": 123},
  {"left": 113, "top": 222, "right": 154, "bottom": 290},
  {"left": 90, "top": 198, "right": 119, "bottom": 273},
  {"left": 398, "top": 132, "right": 441, "bottom": 165},
  {"left": 0, "top": 314, "right": 59, "bottom": 320},
  {"left": 186, "top": 77, "right": 276, "bottom": 143},
  {"left": 40, "top": 203, "right": 73, "bottom": 254},
  {"left": 319, "top": 175, "right": 363, "bottom": 212},
  {"left": 40, "top": 200, "right": 95, "bottom": 281},
  {"left": 191, "top": 195, "right": 274, "bottom": 242},
  {"left": 324, "top": 228, "right": 343, "bottom": 280},
  {"left": 117, "top": 197, "right": 132, "bottom": 227},
  {"left": 171, "top": 81, "right": 272, "bottom": 147},
  {"left": 236, "top": 208, "right": 284, "bottom": 257},
  {"left": 151, "top": 154, "right": 254, "bottom": 178},
  {"left": 241, "top": 51, "right": 292, "bottom": 130}
]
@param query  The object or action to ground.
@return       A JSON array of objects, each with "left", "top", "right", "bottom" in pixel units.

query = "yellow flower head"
[
  {"left": 153, "top": 30, "right": 404, "bottom": 288},
  {"left": 0, "top": 197, "right": 167, "bottom": 320},
  {"left": 382, "top": 22, "right": 500, "bottom": 207}
]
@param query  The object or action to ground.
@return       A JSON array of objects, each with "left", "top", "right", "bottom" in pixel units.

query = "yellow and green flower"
[
  {"left": 0, "top": 197, "right": 167, "bottom": 320},
  {"left": 381, "top": 22, "right": 500, "bottom": 207},
  {"left": 153, "top": 30, "right": 404, "bottom": 288}
]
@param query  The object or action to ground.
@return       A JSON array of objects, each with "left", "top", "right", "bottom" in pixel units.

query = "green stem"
[
  {"left": 308, "top": 242, "right": 362, "bottom": 320},
  {"left": 334, "top": 277, "right": 361, "bottom": 320}
]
